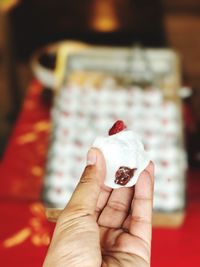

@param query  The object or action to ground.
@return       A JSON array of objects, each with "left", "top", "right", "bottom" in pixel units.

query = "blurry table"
[{"left": 0, "top": 80, "right": 200, "bottom": 266}]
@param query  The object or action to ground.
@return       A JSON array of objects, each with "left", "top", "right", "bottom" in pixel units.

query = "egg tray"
[{"left": 43, "top": 45, "right": 187, "bottom": 227}]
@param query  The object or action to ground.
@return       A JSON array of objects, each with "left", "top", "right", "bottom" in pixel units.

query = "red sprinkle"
[{"left": 108, "top": 120, "right": 127, "bottom": 136}]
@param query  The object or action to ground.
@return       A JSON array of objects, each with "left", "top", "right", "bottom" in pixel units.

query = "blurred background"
[
  {"left": 1, "top": 0, "right": 200, "bottom": 158},
  {"left": 0, "top": 0, "right": 200, "bottom": 266}
]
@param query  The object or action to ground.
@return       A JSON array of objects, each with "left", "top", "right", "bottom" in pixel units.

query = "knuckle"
[
  {"left": 80, "top": 175, "right": 94, "bottom": 184},
  {"left": 131, "top": 215, "right": 151, "bottom": 225},
  {"left": 84, "top": 165, "right": 94, "bottom": 173},
  {"left": 58, "top": 206, "right": 92, "bottom": 227},
  {"left": 107, "top": 200, "right": 128, "bottom": 212}
]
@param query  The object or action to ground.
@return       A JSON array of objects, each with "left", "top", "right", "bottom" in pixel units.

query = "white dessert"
[{"left": 92, "top": 130, "right": 150, "bottom": 189}]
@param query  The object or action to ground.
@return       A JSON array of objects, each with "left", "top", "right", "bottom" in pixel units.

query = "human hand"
[{"left": 43, "top": 148, "right": 154, "bottom": 267}]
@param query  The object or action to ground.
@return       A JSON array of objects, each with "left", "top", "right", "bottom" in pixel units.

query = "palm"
[
  {"left": 95, "top": 164, "right": 153, "bottom": 267},
  {"left": 99, "top": 225, "right": 149, "bottom": 267}
]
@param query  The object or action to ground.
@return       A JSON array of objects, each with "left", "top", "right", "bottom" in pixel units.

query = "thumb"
[{"left": 64, "top": 148, "right": 106, "bottom": 216}]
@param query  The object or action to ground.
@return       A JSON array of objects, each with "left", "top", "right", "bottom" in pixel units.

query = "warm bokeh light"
[
  {"left": 89, "top": 0, "right": 120, "bottom": 32},
  {"left": 0, "top": 0, "right": 19, "bottom": 11}
]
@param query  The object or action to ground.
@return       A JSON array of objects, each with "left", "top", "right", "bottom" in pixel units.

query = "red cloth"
[
  {"left": 0, "top": 80, "right": 200, "bottom": 266},
  {"left": 0, "top": 80, "right": 50, "bottom": 201},
  {"left": 152, "top": 169, "right": 200, "bottom": 266}
]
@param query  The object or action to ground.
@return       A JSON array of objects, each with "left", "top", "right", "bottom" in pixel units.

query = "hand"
[{"left": 43, "top": 148, "right": 154, "bottom": 267}]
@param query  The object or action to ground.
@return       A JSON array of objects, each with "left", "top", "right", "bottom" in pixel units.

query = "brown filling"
[{"left": 115, "top": 166, "right": 137, "bottom": 186}]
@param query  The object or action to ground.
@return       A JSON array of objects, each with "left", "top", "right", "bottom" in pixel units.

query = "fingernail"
[{"left": 87, "top": 148, "right": 97, "bottom": 165}]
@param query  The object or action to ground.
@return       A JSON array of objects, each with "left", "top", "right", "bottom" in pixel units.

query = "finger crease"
[
  {"left": 128, "top": 231, "right": 151, "bottom": 249},
  {"left": 107, "top": 201, "right": 129, "bottom": 212},
  {"left": 130, "top": 215, "right": 152, "bottom": 225},
  {"left": 133, "top": 197, "right": 153, "bottom": 202},
  {"left": 79, "top": 177, "right": 97, "bottom": 185}
]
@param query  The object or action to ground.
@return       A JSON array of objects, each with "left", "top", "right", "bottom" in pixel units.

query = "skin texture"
[{"left": 43, "top": 148, "right": 154, "bottom": 267}]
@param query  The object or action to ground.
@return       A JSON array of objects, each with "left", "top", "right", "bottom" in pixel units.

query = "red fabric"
[
  {"left": 0, "top": 80, "right": 50, "bottom": 200},
  {"left": 0, "top": 81, "right": 54, "bottom": 267},
  {"left": 0, "top": 80, "right": 200, "bottom": 266},
  {"left": 152, "top": 169, "right": 200, "bottom": 266}
]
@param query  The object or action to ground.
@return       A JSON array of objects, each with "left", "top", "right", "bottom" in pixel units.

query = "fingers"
[
  {"left": 145, "top": 161, "right": 154, "bottom": 184},
  {"left": 129, "top": 162, "right": 154, "bottom": 245},
  {"left": 95, "top": 185, "right": 112, "bottom": 219},
  {"left": 62, "top": 148, "right": 106, "bottom": 217},
  {"left": 98, "top": 187, "right": 134, "bottom": 228}
]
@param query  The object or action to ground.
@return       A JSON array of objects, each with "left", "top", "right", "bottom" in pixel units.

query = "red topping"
[{"left": 108, "top": 120, "right": 127, "bottom": 136}]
